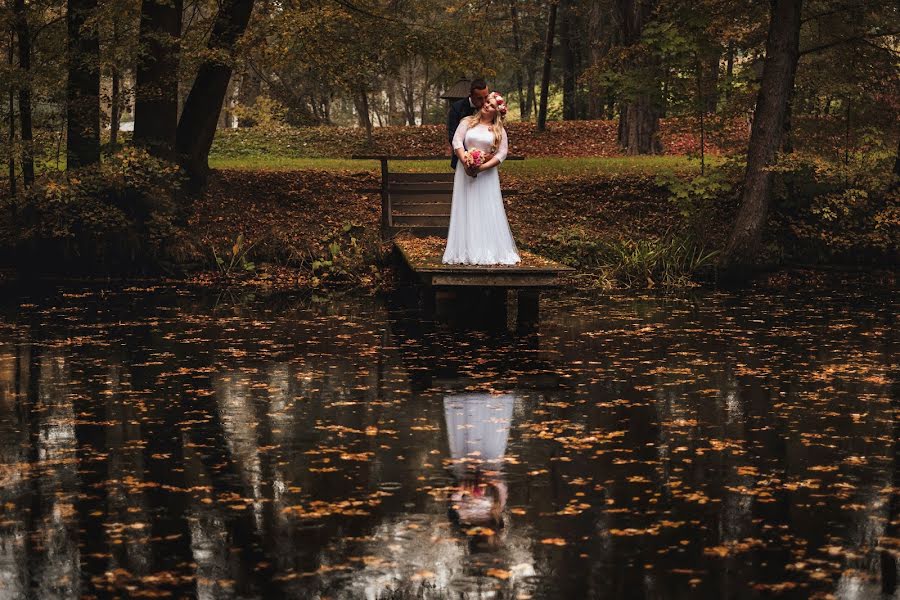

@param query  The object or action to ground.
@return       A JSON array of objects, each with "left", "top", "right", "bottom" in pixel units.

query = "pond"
[{"left": 0, "top": 279, "right": 895, "bottom": 599}]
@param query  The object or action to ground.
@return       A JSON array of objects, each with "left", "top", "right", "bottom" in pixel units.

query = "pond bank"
[
  {"left": 185, "top": 168, "right": 895, "bottom": 291},
  {"left": 1, "top": 165, "right": 894, "bottom": 290}
]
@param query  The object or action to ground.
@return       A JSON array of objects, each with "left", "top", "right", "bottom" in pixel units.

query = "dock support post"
[{"left": 516, "top": 289, "right": 540, "bottom": 331}]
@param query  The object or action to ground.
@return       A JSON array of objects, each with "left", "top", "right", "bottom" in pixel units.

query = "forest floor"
[
  {"left": 189, "top": 166, "right": 733, "bottom": 291},
  {"left": 193, "top": 118, "right": 741, "bottom": 290},
  {"left": 207, "top": 117, "right": 746, "bottom": 162},
  {"left": 191, "top": 117, "right": 897, "bottom": 291}
]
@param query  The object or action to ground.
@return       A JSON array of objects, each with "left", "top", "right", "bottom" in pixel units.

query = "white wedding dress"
[{"left": 442, "top": 121, "right": 521, "bottom": 265}]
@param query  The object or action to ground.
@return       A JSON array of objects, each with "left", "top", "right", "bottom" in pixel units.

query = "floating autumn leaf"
[
  {"left": 466, "top": 527, "right": 496, "bottom": 537},
  {"left": 540, "top": 538, "right": 567, "bottom": 546},
  {"left": 702, "top": 539, "right": 765, "bottom": 558}
]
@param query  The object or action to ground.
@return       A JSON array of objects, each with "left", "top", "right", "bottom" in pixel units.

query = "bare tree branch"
[{"left": 800, "top": 29, "right": 900, "bottom": 56}]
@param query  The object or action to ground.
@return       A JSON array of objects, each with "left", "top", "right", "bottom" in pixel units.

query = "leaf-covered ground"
[
  {"left": 209, "top": 117, "right": 747, "bottom": 161},
  {"left": 188, "top": 168, "right": 721, "bottom": 289}
]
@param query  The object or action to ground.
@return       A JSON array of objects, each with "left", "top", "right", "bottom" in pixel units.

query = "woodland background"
[{"left": 0, "top": 0, "right": 897, "bottom": 285}]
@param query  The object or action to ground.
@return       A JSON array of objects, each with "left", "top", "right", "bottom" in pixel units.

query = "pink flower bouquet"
[{"left": 463, "top": 148, "right": 486, "bottom": 169}]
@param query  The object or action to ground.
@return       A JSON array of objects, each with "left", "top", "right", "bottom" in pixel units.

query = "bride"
[{"left": 442, "top": 92, "right": 521, "bottom": 265}]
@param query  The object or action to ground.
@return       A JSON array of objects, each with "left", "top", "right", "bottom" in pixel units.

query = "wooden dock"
[
  {"left": 394, "top": 235, "right": 574, "bottom": 287},
  {"left": 354, "top": 155, "right": 574, "bottom": 289}
]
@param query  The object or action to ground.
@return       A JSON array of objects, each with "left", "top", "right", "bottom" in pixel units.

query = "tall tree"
[
  {"left": 7, "top": 29, "right": 15, "bottom": 195},
  {"left": 108, "top": 18, "right": 122, "bottom": 148},
  {"left": 536, "top": 0, "right": 557, "bottom": 132},
  {"left": 721, "top": 0, "right": 803, "bottom": 268},
  {"left": 14, "top": 0, "right": 33, "bottom": 186},
  {"left": 176, "top": 0, "right": 255, "bottom": 191},
  {"left": 509, "top": 0, "right": 526, "bottom": 120},
  {"left": 133, "top": 0, "right": 183, "bottom": 160},
  {"left": 616, "top": 0, "right": 662, "bottom": 154},
  {"left": 559, "top": 0, "right": 578, "bottom": 120},
  {"left": 66, "top": 0, "right": 101, "bottom": 169}
]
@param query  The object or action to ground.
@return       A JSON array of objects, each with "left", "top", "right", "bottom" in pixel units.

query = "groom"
[{"left": 447, "top": 78, "right": 490, "bottom": 172}]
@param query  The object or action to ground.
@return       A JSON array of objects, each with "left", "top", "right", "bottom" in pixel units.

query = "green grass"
[{"left": 207, "top": 154, "right": 713, "bottom": 177}]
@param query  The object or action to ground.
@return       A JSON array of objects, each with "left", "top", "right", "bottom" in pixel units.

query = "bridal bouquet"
[{"left": 463, "top": 148, "right": 486, "bottom": 169}]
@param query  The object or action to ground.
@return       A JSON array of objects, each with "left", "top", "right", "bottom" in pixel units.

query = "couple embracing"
[{"left": 442, "top": 79, "right": 521, "bottom": 266}]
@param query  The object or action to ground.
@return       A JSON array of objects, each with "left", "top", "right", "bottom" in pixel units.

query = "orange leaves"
[
  {"left": 540, "top": 538, "right": 567, "bottom": 546},
  {"left": 339, "top": 452, "right": 374, "bottom": 462},
  {"left": 281, "top": 492, "right": 388, "bottom": 519},
  {"left": 703, "top": 538, "right": 765, "bottom": 558}
]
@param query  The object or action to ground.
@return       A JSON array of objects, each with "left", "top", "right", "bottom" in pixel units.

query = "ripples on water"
[{"left": 0, "top": 281, "right": 895, "bottom": 599}]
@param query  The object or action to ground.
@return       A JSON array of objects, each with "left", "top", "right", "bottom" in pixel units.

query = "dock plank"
[{"left": 394, "top": 236, "right": 574, "bottom": 287}]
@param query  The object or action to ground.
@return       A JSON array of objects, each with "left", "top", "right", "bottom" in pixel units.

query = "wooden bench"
[{"left": 353, "top": 155, "right": 522, "bottom": 239}]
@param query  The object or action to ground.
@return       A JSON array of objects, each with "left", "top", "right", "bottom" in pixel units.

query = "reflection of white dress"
[
  {"left": 443, "top": 393, "right": 515, "bottom": 472},
  {"left": 442, "top": 122, "right": 521, "bottom": 265}
]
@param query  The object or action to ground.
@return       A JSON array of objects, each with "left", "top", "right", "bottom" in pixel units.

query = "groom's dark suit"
[{"left": 447, "top": 97, "right": 476, "bottom": 171}]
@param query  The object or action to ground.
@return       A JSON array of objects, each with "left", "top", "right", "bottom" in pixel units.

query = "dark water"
[{"left": 0, "top": 280, "right": 896, "bottom": 599}]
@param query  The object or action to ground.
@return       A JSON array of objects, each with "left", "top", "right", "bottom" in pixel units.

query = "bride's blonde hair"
[{"left": 464, "top": 92, "right": 506, "bottom": 154}]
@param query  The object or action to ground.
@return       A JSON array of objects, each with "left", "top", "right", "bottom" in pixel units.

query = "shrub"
[
  {"left": 539, "top": 225, "right": 718, "bottom": 288},
  {"left": 309, "top": 222, "right": 384, "bottom": 288},
  {"left": 770, "top": 136, "right": 899, "bottom": 262},
  {"left": 3, "top": 147, "right": 190, "bottom": 273}
]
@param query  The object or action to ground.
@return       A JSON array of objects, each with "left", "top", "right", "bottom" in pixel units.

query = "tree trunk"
[
  {"left": 509, "top": 0, "right": 526, "bottom": 120},
  {"left": 696, "top": 56, "right": 706, "bottom": 175},
  {"left": 354, "top": 88, "right": 373, "bottom": 144},
  {"left": 721, "top": 0, "right": 803, "bottom": 269},
  {"left": 725, "top": 41, "right": 734, "bottom": 100},
  {"left": 704, "top": 50, "right": 720, "bottom": 113},
  {"left": 615, "top": 0, "right": 661, "bottom": 154},
  {"left": 66, "top": 0, "right": 101, "bottom": 170},
  {"left": 559, "top": 0, "right": 577, "bottom": 120},
  {"left": 782, "top": 85, "right": 795, "bottom": 153},
  {"left": 7, "top": 31, "right": 15, "bottom": 196},
  {"left": 386, "top": 82, "right": 395, "bottom": 126},
  {"left": 618, "top": 98, "right": 661, "bottom": 154},
  {"left": 419, "top": 62, "right": 429, "bottom": 125},
  {"left": 585, "top": 0, "right": 611, "bottom": 119},
  {"left": 134, "top": 0, "right": 182, "bottom": 161},
  {"left": 237, "top": 66, "right": 261, "bottom": 127},
  {"left": 893, "top": 136, "right": 900, "bottom": 181},
  {"left": 524, "top": 69, "right": 535, "bottom": 120},
  {"left": 537, "top": 1, "right": 558, "bottom": 132},
  {"left": 109, "top": 20, "right": 121, "bottom": 148},
  {"left": 322, "top": 89, "right": 331, "bottom": 124},
  {"left": 401, "top": 66, "right": 416, "bottom": 126},
  {"left": 175, "top": 0, "right": 255, "bottom": 191},
  {"left": 15, "top": 0, "right": 34, "bottom": 186}
]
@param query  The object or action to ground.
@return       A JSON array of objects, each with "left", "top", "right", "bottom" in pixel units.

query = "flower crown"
[{"left": 489, "top": 92, "right": 508, "bottom": 117}]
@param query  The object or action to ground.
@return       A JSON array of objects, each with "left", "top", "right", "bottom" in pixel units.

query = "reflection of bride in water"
[
  {"left": 444, "top": 393, "right": 514, "bottom": 535},
  {"left": 313, "top": 392, "right": 534, "bottom": 599}
]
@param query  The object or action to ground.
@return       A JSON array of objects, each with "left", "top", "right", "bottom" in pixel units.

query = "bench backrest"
[{"left": 385, "top": 172, "right": 453, "bottom": 238}]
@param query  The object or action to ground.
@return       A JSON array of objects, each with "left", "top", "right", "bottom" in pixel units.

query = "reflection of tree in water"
[
  {"left": 537, "top": 291, "right": 899, "bottom": 597},
  {"left": 0, "top": 346, "right": 81, "bottom": 598}
]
